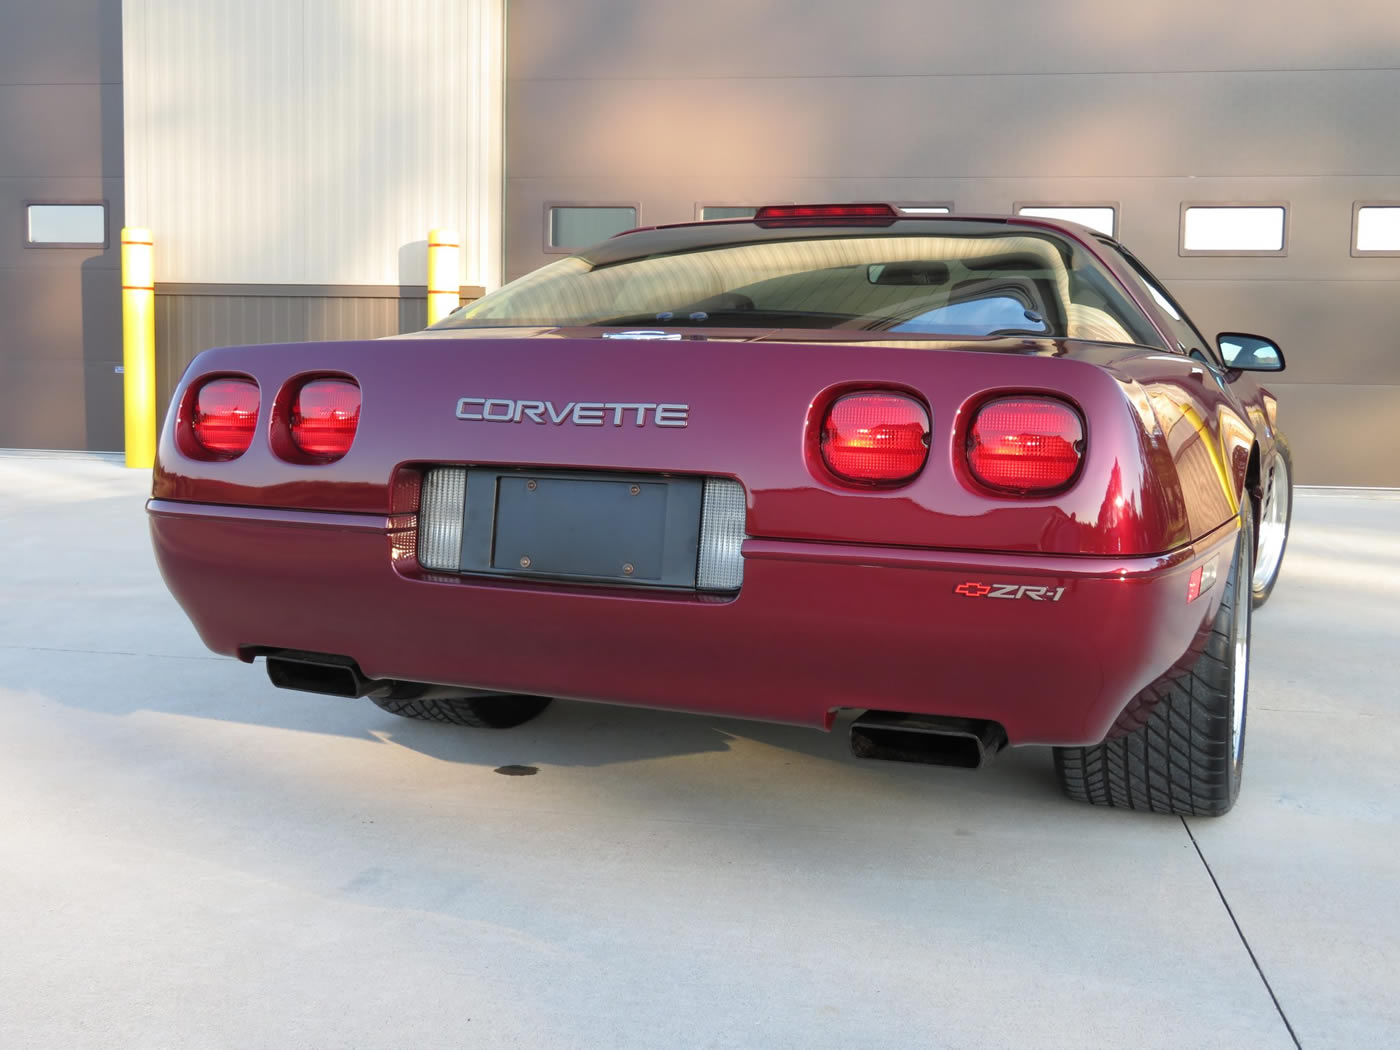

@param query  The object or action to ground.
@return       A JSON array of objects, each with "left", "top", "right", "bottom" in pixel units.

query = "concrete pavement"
[{"left": 1, "top": 455, "right": 1395, "bottom": 1049}]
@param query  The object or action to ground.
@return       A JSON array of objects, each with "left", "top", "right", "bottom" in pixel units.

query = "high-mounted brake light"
[
  {"left": 967, "top": 396, "right": 1084, "bottom": 493},
  {"left": 755, "top": 203, "right": 898, "bottom": 226},
  {"left": 290, "top": 379, "right": 361, "bottom": 460},
  {"left": 191, "top": 378, "right": 259, "bottom": 457},
  {"left": 821, "top": 392, "right": 930, "bottom": 484}
]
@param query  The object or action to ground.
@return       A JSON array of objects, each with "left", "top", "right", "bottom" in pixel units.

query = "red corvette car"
[{"left": 149, "top": 204, "right": 1292, "bottom": 816}]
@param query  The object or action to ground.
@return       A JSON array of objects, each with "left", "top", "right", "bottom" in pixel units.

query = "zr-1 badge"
[{"left": 955, "top": 582, "right": 1066, "bottom": 601}]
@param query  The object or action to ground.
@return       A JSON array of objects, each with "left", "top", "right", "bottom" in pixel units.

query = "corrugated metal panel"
[
  {"left": 124, "top": 0, "right": 504, "bottom": 289},
  {"left": 154, "top": 292, "right": 430, "bottom": 424}
]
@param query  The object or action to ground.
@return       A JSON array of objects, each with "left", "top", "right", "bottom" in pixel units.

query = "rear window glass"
[{"left": 439, "top": 232, "right": 1159, "bottom": 345}]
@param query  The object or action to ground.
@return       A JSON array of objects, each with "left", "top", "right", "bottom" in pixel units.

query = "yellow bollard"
[
  {"left": 121, "top": 227, "right": 157, "bottom": 468},
  {"left": 426, "top": 227, "right": 461, "bottom": 326}
]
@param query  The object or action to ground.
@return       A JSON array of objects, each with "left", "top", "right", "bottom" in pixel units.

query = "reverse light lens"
[
  {"left": 822, "top": 392, "right": 930, "bottom": 483},
  {"left": 697, "top": 478, "right": 747, "bottom": 591},
  {"left": 291, "top": 379, "right": 361, "bottom": 460},
  {"left": 191, "top": 378, "right": 259, "bottom": 457},
  {"left": 417, "top": 466, "right": 467, "bottom": 571},
  {"left": 967, "top": 397, "right": 1084, "bottom": 493}
]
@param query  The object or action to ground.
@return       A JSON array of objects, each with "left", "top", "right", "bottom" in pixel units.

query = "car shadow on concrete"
[
  {"left": 11, "top": 644, "right": 1063, "bottom": 808},
  {"left": 368, "top": 694, "right": 1064, "bottom": 804}
]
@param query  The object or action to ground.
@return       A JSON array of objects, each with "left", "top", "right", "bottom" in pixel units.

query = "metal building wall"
[
  {"left": 0, "top": 0, "right": 124, "bottom": 450},
  {"left": 123, "top": 0, "right": 504, "bottom": 396},
  {"left": 505, "top": 0, "right": 1400, "bottom": 485}
]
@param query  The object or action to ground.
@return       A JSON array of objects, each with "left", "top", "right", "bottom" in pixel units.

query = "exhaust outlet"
[
  {"left": 262, "top": 650, "right": 501, "bottom": 702},
  {"left": 850, "top": 712, "right": 1007, "bottom": 769},
  {"left": 265, "top": 652, "right": 372, "bottom": 697}
]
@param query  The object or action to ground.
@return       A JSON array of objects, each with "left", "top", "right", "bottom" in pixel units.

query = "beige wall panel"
[{"left": 123, "top": 0, "right": 504, "bottom": 289}]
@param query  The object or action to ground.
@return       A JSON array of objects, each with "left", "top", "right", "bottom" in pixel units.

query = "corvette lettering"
[
  {"left": 455, "top": 398, "right": 689, "bottom": 428},
  {"left": 955, "top": 582, "right": 1066, "bottom": 601}
]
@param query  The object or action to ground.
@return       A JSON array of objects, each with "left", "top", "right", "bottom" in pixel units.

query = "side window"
[
  {"left": 1107, "top": 243, "right": 1217, "bottom": 362},
  {"left": 891, "top": 294, "right": 1049, "bottom": 336}
]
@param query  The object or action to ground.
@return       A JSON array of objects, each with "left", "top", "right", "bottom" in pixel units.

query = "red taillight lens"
[
  {"left": 967, "top": 396, "right": 1084, "bottom": 493},
  {"left": 191, "top": 378, "right": 259, "bottom": 457},
  {"left": 291, "top": 379, "right": 361, "bottom": 460},
  {"left": 755, "top": 203, "right": 898, "bottom": 226},
  {"left": 821, "top": 392, "right": 930, "bottom": 483}
]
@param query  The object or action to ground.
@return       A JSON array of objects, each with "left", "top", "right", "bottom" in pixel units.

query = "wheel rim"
[
  {"left": 1231, "top": 529, "right": 1251, "bottom": 765},
  {"left": 1252, "top": 452, "right": 1289, "bottom": 592}
]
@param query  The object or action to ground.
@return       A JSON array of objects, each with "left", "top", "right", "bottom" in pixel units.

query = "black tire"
[
  {"left": 370, "top": 693, "right": 552, "bottom": 728},
  {"left": 1053, "top": 512, "right": 1253, "bottom": 817},
  {"left": 1251, "top": 434, "right": 1292, "bottom": 608}
]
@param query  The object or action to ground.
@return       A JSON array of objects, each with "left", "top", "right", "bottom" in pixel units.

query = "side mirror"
[{"left": 1217, "top": 333, "right": 1285, "bottom": 372}]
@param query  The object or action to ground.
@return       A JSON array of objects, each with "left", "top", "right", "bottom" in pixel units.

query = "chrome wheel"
[
  {"left": 1231, "top": 525, "right": 1251, "bottom": 765},
  {"left": 1252, "top": 451, "right": 1289, "bottom": 594}
]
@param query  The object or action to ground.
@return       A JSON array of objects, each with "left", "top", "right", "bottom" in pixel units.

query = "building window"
[
  {"left": 699, "top": 206, "right": 758, "bottom": 221},
  {"left": 1180, "top": 204, "right": 1287, "bottom": 255},
  {"left": 546, "top": 205, "right": 638, "bottom": 252},
  {"left": 1014, "top": 203, "right": 1116, "bottom": 237},
  {"left": 896, "top": 204, "right": 952, "bottom": 215},
  {"left": 1353, "top": 204, "right": 1400, "bottom": 256},
  {"left": 25, "top": 202, "right": 108, "bottom": 247}
]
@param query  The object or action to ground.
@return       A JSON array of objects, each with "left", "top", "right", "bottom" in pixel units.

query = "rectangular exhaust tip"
[
  {"left": 265, "top": 652, "right": 369, "bottom": 698},
  {"left": 850, "top": 712, "right": 1007, "bottom": 769}
]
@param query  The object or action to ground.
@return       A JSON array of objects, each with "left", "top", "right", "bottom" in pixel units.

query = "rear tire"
[
  {"left": 1053, "top": 511, "right": 1253, "bottom": 817},
  {"left": 1251, "top": 435, "right": 1292, "bottom": 608},
  {"left": 370, "top": 693, "right": 552, "bottom": 728}
]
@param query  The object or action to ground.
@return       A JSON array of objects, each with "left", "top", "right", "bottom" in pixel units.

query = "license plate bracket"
[{"left": 458, "top": 469, "right": 703, "bottom": 588}]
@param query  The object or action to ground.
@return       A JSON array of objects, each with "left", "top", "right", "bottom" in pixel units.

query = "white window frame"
[
  {"left": 1351, "top": 202, "right": 1400, "bottom": 258},
  {"left": 543, "top": 202, "right": 641, "bottom": 255},
  {"left": 23, "top": 200, "right": 109, "bottom": 249},
  {"left": 1179, "top": 202, "right": 1289, "bottom": 257},
  {"left": 1012, "top": 201, "right": 1118, "bottom": 237}
]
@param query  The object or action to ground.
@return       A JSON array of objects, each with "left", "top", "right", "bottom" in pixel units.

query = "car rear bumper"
[{"left": 148, "top": 499, "right": 1237, "bottom": 746}]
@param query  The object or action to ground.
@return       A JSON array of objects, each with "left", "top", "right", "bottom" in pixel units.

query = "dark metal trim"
[{"left": 153, "top": 282, "right": 486, "bottom": 299}]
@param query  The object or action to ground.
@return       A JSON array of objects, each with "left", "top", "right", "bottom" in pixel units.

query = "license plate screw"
[
  {"left": 622, "top": 562, "right": 635, "bottom": 576},
  {"left": 520, "top": 556, "right": 532, "bottom": 568},
  {"left": 526, "top": 479, "right": 537, "bottom": 491},
  {"left": 629, "top": 484, "right": 640, "bottom": 495}
]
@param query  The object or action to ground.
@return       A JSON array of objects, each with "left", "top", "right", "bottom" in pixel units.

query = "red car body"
[{"left": 149, "top": 212, "right": 1283, "bottom": 750}]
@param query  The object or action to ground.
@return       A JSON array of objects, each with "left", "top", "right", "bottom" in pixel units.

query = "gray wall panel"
[
  {"left": 0, "top": 84, "right": 122, "bottom": 177},
  {"left": 509, "top": 0, "right": 1400, "bottom": 80},
  {"left": 1162, "top": 280, "right": 1400, "bottom": 387},
  {"left": 1, "top": 0, "right": 122, "bottom": 451},
  {"left": 507, "top": 71, "right": 1400, "bottom": 182},
  {"left": 0, "top": 0, "right": 122, "bottom": 85},
  {"left": 507, "top": 0, "right": 1400, "bottom": 483},
  {"left": 1264, "top": 384, "right": 1400, "bottom": 487}
]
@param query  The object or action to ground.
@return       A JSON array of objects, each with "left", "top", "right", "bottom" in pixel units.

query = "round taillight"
[
  {"left": 290, "top": 379, "right": 361, "bottom": 460},
  {"left": 191, "top": 378, "right": 259, "bottom": 457},
  {"left": 967, "top": 396, "right": 1084, "bottom": 493},
  {"left": 821, "top": 392, "right": 930, "bottom": 484}
]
